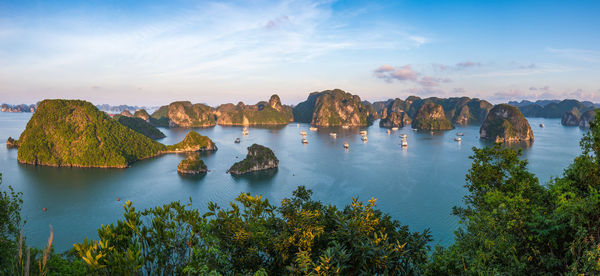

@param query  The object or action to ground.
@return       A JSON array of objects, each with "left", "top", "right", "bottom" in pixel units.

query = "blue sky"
[{"left": 1, "top": 0, "right": 599, "bottom": 105}]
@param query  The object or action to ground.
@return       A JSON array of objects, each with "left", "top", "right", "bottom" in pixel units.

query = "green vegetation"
[
  {"left": 294, "top": 89, "right": 371, "bottom": 127},
  {"left": 480, "top": 104, "right": 533, "bottom": 142},
  {"left": 412, "top": 102, "right": 454, "bottom": 131},
  {"left": 216, "top": 95, "right": 293, "bottom": 126},
  {"left": 168, "top": 101, "right": 216, "bottom": 128},
  {"left": 228, "top": 144, "right": 278, "bottom": 175},
  {"left": 165, "top": 131, "right": 217, "bottom": 152},
  {"left": 113, "top": 115, "right": 166, "bottom": 139},
  {"left": 149, "top": 105, "right": 170, "bottom": 127},
  {"left": 177, "top": 155, "right": 207, "bottom": 174},
  {"left": 17, "top": 100, "right": 166, "bottom": 168},
  {"left": 3, "top": 112, "right": 600, "bottom": 274}
]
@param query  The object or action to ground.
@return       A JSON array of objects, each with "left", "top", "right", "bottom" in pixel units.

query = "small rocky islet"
[
  {"left": 177, "top": 155, "right": 207, "bottom": 175},
  {"left": 479, "top": 104, "right": 534, "bottom": 143},
  {"left": 228, "top": 144, "right": 279, "bottom": 175}
]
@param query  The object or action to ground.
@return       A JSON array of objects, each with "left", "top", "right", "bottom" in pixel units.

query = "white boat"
[
  {"left": 359, "top": 130, "right": 367, "bottom": 135},
  {"left": 329, "top": 132, "right": 337, "bottom": 138},
  {"left": 302, "top": 138, "right": 308, "bottom": 144},
  {"left": 400, "top": 134, "right": 407, "bottom": 139},
  {"left": 344, "top": 141, "right": 349, "bottom": 149},
  {"left": 387, "top": 129, "right": 391, "bottom": 134},
  {"left": 234, "top": 138, "right": 241, "bottom": 143},
  {"left": 361, "top": 136, "right": 368, "bottom": 142},
  {"left": 454, "top": 137, "right": 462, "bottom": 142},
  {"left": 391, "top": 127, "right": 399, "bottom": 131},
  {"left": 242, "top": 129, "right": 249, "bottom": 136},
  {"left": 540, "top": 123, "right": 545, "bottom": 128},
  {"left": 412, "top": 128, "right": 417, "bottom": 131},
  {"left": 309, "top": 127, "right": 318, "bottom": 131},
  {"left": 342, "top": 125, "right": 350, "bottom": 129},
  {"left": 300, "top": 131, "right": 307, "bottom": 136},
  {"left": 456, "top": 132, "right": 464, "bottom": 136},
  {"left": 401, "top": 138, "right": 408, "bottom": 147}
]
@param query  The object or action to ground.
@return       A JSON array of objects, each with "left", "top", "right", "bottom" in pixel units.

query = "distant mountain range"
[
  {"left": 1, "top": 103, "right": 37, "bottom": 112},
  {"left": 507, "top": 99, "right": 599, "bottom": 118},
  {"left": 95, "top": 104, "right": 159, "bottom": 114}
]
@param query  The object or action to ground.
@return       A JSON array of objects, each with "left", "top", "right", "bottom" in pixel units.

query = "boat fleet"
[{"left": 237, "top": 124, "right": 466, "bottom": 148}]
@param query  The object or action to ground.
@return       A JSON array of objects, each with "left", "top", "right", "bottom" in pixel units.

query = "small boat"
[
  {"left": 400, "top": 134, "right": 407, "bottom": 139},
  {"left": 412, "top": 128, "right": 418, "bottom": 131},
  {"left": 242, "top": 127, "right": 249, "bottom": 136},
  {"left": 359, "top": 130, "right": 367, "bottom": 135},
  {"left": 456, "top": 132, "right": 464, "bottom": 136},
  {"left": 401, "top": 138, "right": 408, "bottom": 147},
  {"left": 234, "top": 138, "right": 241, "bottom": 143},
  {"left": 539, "top": 123, "right": 545, "bottom": 128},
  {"left": 454, "top": 137, "right": 462, "bottom": 142},
  {"left": 343, "top": 141, "right": 349, "bottom": 149},
  {"left": 329, "top": 132, "right": 337, "bottom": 138},
  {"left": 387, "top": 129, "right": 391, "bottom": 134},
  {"left": 342, "top": 125, "right": 350, "bottom": 129},
  {"left": 302, "top": 138, "right": 308, "bottom": 144},
  {"left": 309, "top": 127, "right": 318, "bottom": 131},
  {"left": 296, "top": 123, "right": 300, "bottom": 127},
  {"left": 391, "top": 127, "right": 399, "bottom": 131},
  {"left": 300, "top": 131, "right": 307, "bottom": 136},
  {"left": 361, "top": 136, "right": 368, "bottom": 142}
]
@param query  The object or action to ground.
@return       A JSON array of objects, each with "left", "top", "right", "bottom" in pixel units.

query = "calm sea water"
[{"left": 0, "top": 112, "right": 587, "bottom": 252}]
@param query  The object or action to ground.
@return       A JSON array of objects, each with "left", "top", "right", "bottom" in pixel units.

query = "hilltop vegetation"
[
  {"left": 17, "top": 100, "right": 166, "bottom": 168},
  {"left": 165, "top": 131, "right": 217, "bottom": 152},
  {"left": 216, "top": 95, "right": 293, "bottom": 126},
  {"left": 167, "top": 101, "right": 216, "bottom": 128},
  {"left": 113, "top": 115, "right": 166, "bottom": 139},
  {"left": 411, "top": 102, "right": 455, "bottom": 131},
  {"left": 228, "top": 144, "right": 278, "bottom": 175},
  {"left": 293, "top": 89, "right": 373, "bottom": 127},
  {"left": 2, "top": 113, "right": 600, "bottom": 274},
  {"left": 480, "top": 104, "right": 534, "bottom": 142}
]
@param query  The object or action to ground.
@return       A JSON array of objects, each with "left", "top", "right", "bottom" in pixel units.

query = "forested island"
[{"left": 2, "top": 110, "right": 600, "bottom": 274}]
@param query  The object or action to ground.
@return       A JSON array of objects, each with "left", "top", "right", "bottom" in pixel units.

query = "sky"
[{"left": 1, "top": 0, "right": 599, "bottom": 106}]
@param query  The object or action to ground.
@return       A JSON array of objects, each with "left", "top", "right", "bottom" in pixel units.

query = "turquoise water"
[{"left": 0, "top": 113, "right": 586, "bottom": 252}]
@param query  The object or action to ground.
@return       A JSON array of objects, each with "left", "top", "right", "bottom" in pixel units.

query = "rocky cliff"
[
  {"left": 579, "top": 109, "right": 598, "bottom": 128},
  {"left": 133, "top": 109, "right": 151, "bottom": 121},
  {"left": 6, "top": 137, "right": 18, "bottom": 148},
  {"left": 150, "top": 105, "right": 170, "bottom": 127},
  {"left": 293, "top": 89, "right": 372, "bottom": 127},
  {"left": 228, "top": 144, "right": 278, "bottom": 175},
  {"left": 215, "top": 94, "right": 293, "bottom": 126},
  {"left": 480, "top": 104, "right": 534, "bottom": 143},
  {"left": 167, "top": 101, "right": 216, "bottom": 128},
  {"left": 177, "top": 155, "right": 207, "bottom": 175},
  {"left": 411, "top": 102, "right": 454, "bottom": 131},
  {"left": 379, "top": 99, "right": 412, "bottom": 128},
  {"left": 561, "top": 108, "right": 581, "bottom": 126}
]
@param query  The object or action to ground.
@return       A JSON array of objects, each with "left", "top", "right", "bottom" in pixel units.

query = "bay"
[{"left": 0, "top": 112, "right": 585, "bottom": 252}]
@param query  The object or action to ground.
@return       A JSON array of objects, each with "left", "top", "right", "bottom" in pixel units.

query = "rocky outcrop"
[
  {"left": 362, "top": 101, "right": 380, "bottom": 121},
  {"left": 165, "top": 131, "right": 217, "bottom": 152},
  {"left": 120, "top": 110, "right": 133, "bottom": 117},
  {"left": 177, "top": 155, "right": 207, "bottom": 175},
  {"left": 167, "top": 101, "right": 216, "bottom": 128},
  {"left": 561, "top": 108, "right": 581, "bottom": 126},
  {"left": 114, "top": 115, "right": 166, "bottom": 139},
  {"left": 480, "top": 104, "right": 534, "bottom": 143},
  {"left": 134, "top": 109, "right": 150, "bottom": 122},
  {"left": 514, "top": 99, "right": 589, "bottom": 118},
  {"left": 293, "top": 89, "right": 372, "bottom": 127},
  {"left": 379, "top": 99, "right": 412, "bottom": 128},
  {"left": 6, "top": 137, "right": 18, "bottom": 148},
  {"left": 411, "top": 102, "right": 454, "bottom": 131},
  {"left": 228, "top": 144, "right": 278, "bottom": 175},
  {"left": 215, "top": 94, "right": 293, "bottom": 126},
  {"left": 579, "top": 110, "right": 598, "bottom": 128}
]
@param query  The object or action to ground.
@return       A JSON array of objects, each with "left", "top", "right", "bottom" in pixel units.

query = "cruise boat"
[
  {"left": 401, "top": 138, "right": 408, "bottom": 147},
  {"left": 454, "top": 137, "right": 462, "bottom": 142},
  {"left": 391, "top": 127, "right": 399, "bottom": 131},
  {"left": 456, "top": 132, "right": 464, "bottom": 136},
  {"left": 300, "top": 131, "right": 307, "bottom": 136},
  {"left": 302, "top": 138, "right": 308, "bottom": 144},
  {"left": 361, "top": 136, "right": 368, "bottom": 142},
  {"left": 330, "top": 132, "right": 337, "bottom": 138},
  {"left": 540, "top": 123, "right": 545, "bottom": 128},
  {"left": 309, "top": 127, "right": 318, "bottom": 131},
  {"left": 342, "top": 125, "right": 350, "bottom": 129},
  {"left": 234, "top": 138, "right": 241, "bottom": 143},
  {"left": 359, "top": 130, "right": 367, "bottom": 135},
  {"left": 344, "top": 141, "right": 349, "bottom": 149}
]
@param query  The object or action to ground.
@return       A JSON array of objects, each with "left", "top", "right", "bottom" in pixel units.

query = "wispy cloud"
[
  {"left": 374, "top": 64, "right": 451, "bottom": 87},
  {"left": 547, "top": 48, "right": 600, "bottom": 63}
]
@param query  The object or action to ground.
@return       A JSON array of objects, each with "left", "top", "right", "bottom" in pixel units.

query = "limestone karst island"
[{"left": 1, "top": 1, "right": 599, "bottom": 275}]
